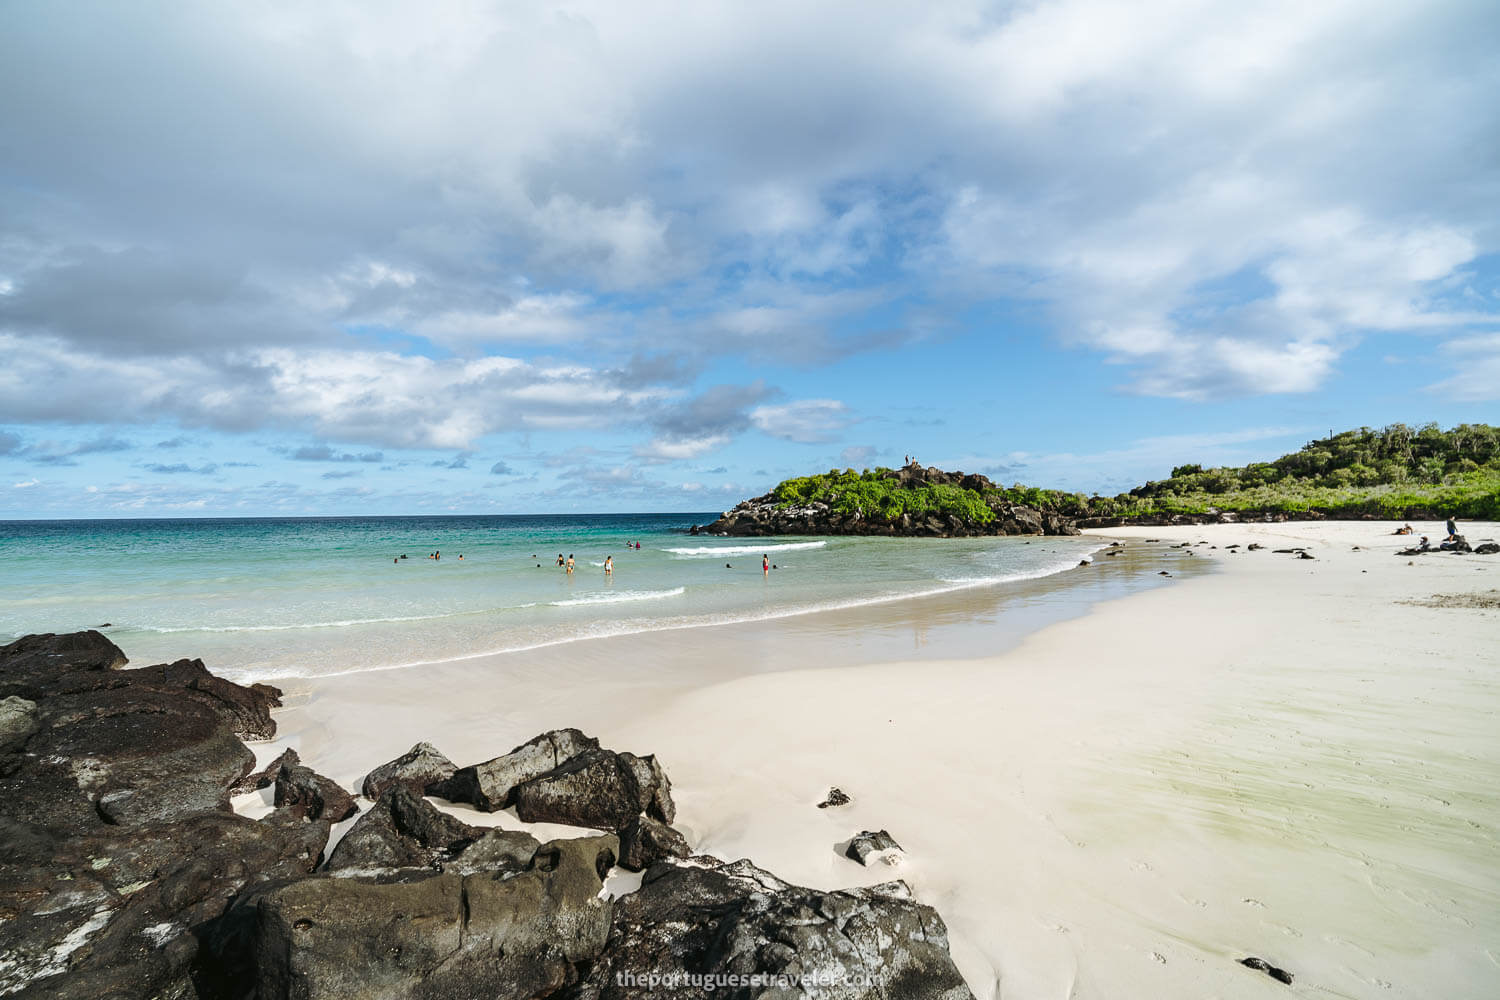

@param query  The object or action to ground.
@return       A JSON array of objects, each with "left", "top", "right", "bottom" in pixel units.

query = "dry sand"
[{"left": 257, "top": 520, "right": 1500, "bottom": 999}]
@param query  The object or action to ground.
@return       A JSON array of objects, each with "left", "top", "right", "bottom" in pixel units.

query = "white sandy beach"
[{"left": 252, "top": 520, "right": 1500, "bottom": 999}]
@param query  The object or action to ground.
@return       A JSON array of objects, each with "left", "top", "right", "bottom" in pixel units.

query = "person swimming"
[{"left": 557, "top": 553, "right": 565, "bottom": 566}]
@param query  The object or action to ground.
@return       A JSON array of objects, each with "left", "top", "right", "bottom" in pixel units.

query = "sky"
[{"left": 1, "top": 0, "right": 1497, "bottom": 518}]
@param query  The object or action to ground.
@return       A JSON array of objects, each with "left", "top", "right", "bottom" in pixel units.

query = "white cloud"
[{"left": 751, "top": 400, "right": 851, "bottom": 443}]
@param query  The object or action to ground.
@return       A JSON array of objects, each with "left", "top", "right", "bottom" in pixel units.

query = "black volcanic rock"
[
  {"left": 514, "top": 747, "right": 645, "bottom": 833},
  {"left": 0, "top": 631, "right": 129, "bottom": 700},
  {"left": 273, "top": 761, "right": 359, "bottom": 823},
  {"left": 570, "top": 857, "right": 974, "bottom": 1000},
  {"left": 7, "top": 682, "right": 255, "bottom": 831},
  {"left": 323, "top": 785, "right": 539, "bottom": 876},
  {"left": 1, "top": 809, "right": 326, "bottom": 999},
  {"left": 230, "top": 747, "right": 300, "bottom": 795},
  {"left": 818, "top": 787, "right": 852, "bottom": 808},
  {"left": 845, "top": 829, "right": 903, "bottom": 865},
  {"left": 617, "top": 814, "right": 690, "bottom": 871},
  {"left": 360, "top": 740, "right": 458, "bottom": 800},
  {"left": 438, "top": 727, "right": 600, "bottom": 811},
  {"left": 243, "top": 835, "right": 618, "bottom": 1000},
  {"left": 0, "top": 694, "right": 40, "bottom": 753}
]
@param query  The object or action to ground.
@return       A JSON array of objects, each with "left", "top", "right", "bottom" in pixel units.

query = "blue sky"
[{"left": 2, "top": 1, "right": 1497, "bottom": 517}]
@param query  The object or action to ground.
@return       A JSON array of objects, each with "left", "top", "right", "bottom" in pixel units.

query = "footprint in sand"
[
  {"left": 1241, "top": 897, "right": 1264, "bottom": 908},
  {"left": 1151, "top": 952, "right": 1167, "bottom": 964}
]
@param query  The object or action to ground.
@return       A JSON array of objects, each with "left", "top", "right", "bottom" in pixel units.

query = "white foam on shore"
[
  {"left": 549, "top": 587, "right": 685, "bottom": 607},
  {"left": 219, "top": 544, "right": 1107, "bottom": 684},
  {"left": 663, "top": 541, "right": 828, "bottom": 557}
]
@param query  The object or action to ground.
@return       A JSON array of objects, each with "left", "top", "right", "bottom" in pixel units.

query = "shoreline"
[{"left": 262, "top": 519, "right": 1497, "bottom": 999}]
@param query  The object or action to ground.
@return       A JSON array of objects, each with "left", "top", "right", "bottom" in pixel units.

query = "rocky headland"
[
  {"left": 0, "top": 630, "right": 974, "bottom": 999},
  {"left": 692, "top": 463, "right": 1080, "bottom": 538}
]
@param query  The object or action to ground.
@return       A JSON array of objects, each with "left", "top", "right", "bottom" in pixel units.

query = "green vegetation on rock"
[
  {"left": 765, "top": 424, "right": 1500, "bottom": 524},
  {"left": 1113, "top": 423, "right": 1500, "bottom": 520},
  {"left": 773, "top": 469, "right": 997, "bottom": 524}
]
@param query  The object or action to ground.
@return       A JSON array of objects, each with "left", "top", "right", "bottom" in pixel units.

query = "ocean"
[{"left": 0, "top": 514, "right": 1106, "bottom": 684}]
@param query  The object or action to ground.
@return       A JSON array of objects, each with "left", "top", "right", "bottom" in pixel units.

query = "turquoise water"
[{"left": 0, "top": 515, "right": 1105, "bottom": 683}]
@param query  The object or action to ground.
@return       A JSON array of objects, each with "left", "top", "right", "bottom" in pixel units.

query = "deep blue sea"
[{"left": 0, "top": 515, "right": 1105, "bottom": 683}]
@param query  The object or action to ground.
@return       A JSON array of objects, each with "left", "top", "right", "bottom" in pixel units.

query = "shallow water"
[{"left": 0, "top": 514, "right": 1106, "bottom": 682}]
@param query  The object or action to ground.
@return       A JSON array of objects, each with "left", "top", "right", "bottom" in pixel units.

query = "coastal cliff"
[{"left": 693, "top": 463, "right": 1080, "bottom": 537}]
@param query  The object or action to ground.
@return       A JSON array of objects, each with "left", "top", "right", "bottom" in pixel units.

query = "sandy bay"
[{"left": 244, "top": 519, "right": 1500, "bottom": 1000}]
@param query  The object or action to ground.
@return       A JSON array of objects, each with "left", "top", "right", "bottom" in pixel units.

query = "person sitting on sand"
[
  {"left": 604, "top": 555, "right": 612, "bottom": 576},
  {"left": 1394, "top": 524, "right": 1412, "bottom": 535},
  {"left": 1417, "top": 536, "right": 1431, "bottom": 552}
]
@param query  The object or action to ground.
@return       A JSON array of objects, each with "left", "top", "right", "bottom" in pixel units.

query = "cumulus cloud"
[
  {"left": 751, "top": 400, "right": 851, "bottom": 443},
  {"left": 0, "top": 0, "right": 1494, "bottom": 473}
]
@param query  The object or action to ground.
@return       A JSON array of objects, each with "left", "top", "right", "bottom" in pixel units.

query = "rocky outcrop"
[
  {"left": 2, "top": 633, "right": 977, "bottom": 1000},
  {"left": 571, "top": 856, "right": 974, "bottom": 1000},
  {"left": 324, "top": 785, "right": 539, "bottom": 876},
  {"left": 514, "top": 747, "right": 654, "bottom": 832},
  {"left": 0, "top": 808, "right": 327, "bottom": 999},
  {"left": 0, "top": 631, "right": 317, "bottom": 997},
  {"left": 691, "top": 465, "right": 1080, "bottom": 538},
  {"left": 234, "top": 835, "right": 618, "bottom": 1000},
  {"left": 360, "top": 740, "right": 458, "bottom": 800},
  {"left": 438, "top": 728, "right": 600, "bottom": 811},
  {"left": 617, "top": 814, "right": 691, "bottom": 871},
  {"left": 0, "top": 694, "right": 39, "bottom": 752},
  {"left": 273, "top": 761, "right": 359, "bottom": 823},
  {"left": 231, "top": 747, "right": 300, "bottom": 795},
  {"left": 440, "top": 731, "right": 676, "bottom": 834}
]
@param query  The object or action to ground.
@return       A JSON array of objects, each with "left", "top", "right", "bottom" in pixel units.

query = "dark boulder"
[
  {"left": 513, "top": 747, "right": 644, "bottom": 832},
  {"left": 818, "top": 787, "right": 852, "bottom": 808},
  {"left": 438, "top": 727, "right": 599, "bottom": 811},
  {"left": 0, "top": 809, "right": 326, "bottom": 999},
  {"left": 617, "top": 814, "right": 690, "bottom": 871},
  {"left": 0, "top": 631, "right": 128, "bottom": 700},
  {"left": 273, "top": 762, "right": 359, "bottom": 823},
  {"left": 572, "top": 857, "right": 974, "bottom": 1000},
  {"left": 9, "top": 683, "right": 255, "bottom": 831},
  {"left": 0, "top": 694, "right": 39, "bottom": 753},
  {"left": 115, "top": 659, "right": 282, "bottom": 741},
  {"left": 360, "top": 741, "right": 458, "bottom": 800},
  {"left": 1239, "top": 956, "right": 1293, "bottom": 985},
  {"left": 245, "top": 835, "right": 617, "bottom": 1000},
  {"left": 323, "top": 785, "right": 538, "bottom": 876},
  {"left": 619, "top": 751, "right": 675, "bottom": 824},
  {"left": 845, "top": 829, "right": 903, "bottom": 866},
  {"left": 230, "top": 747, "right": 300, "bottom": 796},
  {"left": 1475, "top": 542, "right": 1500, "bottom": 555}
]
